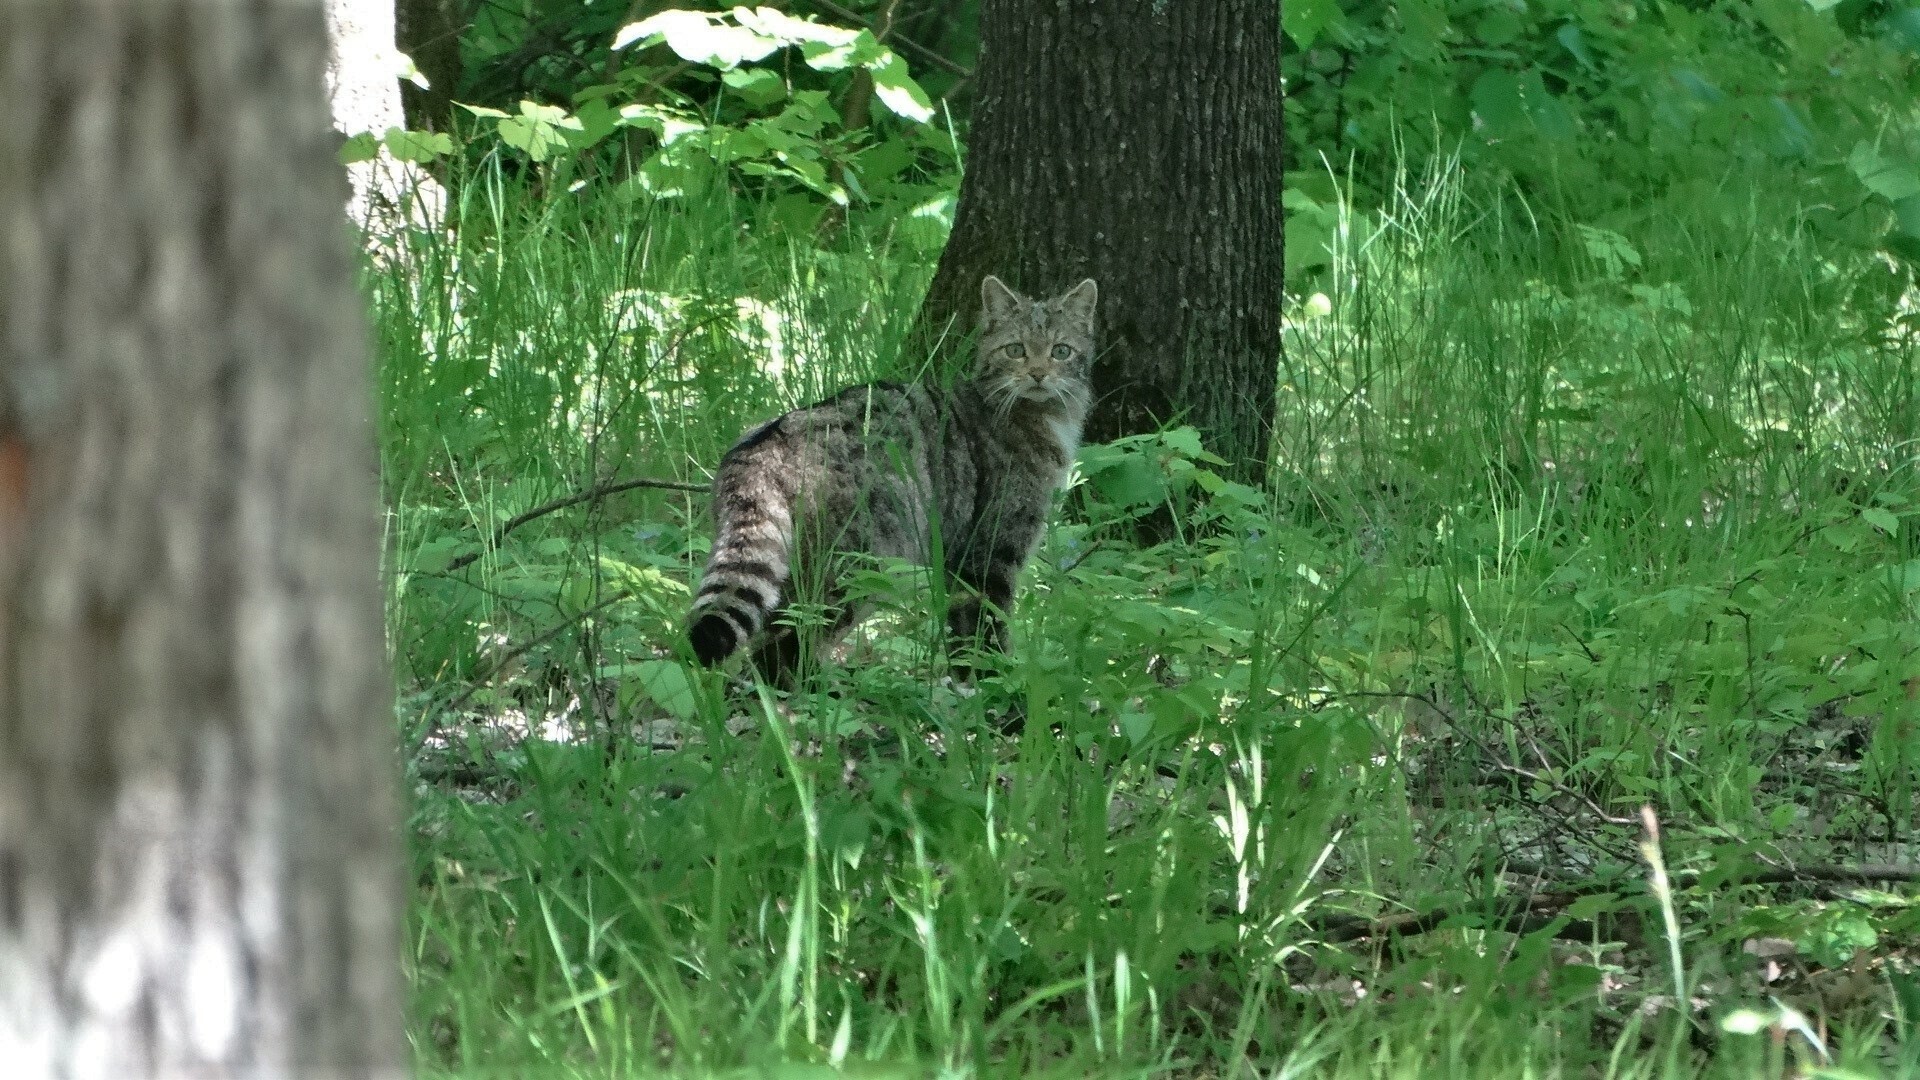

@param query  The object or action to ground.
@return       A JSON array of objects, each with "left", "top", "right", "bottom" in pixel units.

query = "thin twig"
[
  {"left": 445, "top": 475, "right": 709, "bottom": 574},
  {"left": 442, "top": 590, "right": 634, "bottom": 715},
  {"left": 1057, "top": 539, "right": 1105, "bottom": 575},
  {"left": 803, "top": 0, "right": 973, "bottom": 77},
  {"left": 1340, "top": 688, "right": 1642, "bottom": 831}
]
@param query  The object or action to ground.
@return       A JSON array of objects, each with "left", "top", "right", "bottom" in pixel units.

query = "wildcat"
[{"left": 687, "top": 275, "right": 1098, "bottom": 687}]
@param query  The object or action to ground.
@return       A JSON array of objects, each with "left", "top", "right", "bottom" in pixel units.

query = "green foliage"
[
  {"left": 367, "top": 6, "right": 1920, "bottom": 1073},
  {"left": 339, "top": 127, "right": 455, "bottom": 165},
  {"left": 1282, "top": 0, "right": 1920, "bottom": 282},
  {"left": 372, "top": 153, "right": 1920, "bottom": 1074},
  {"left": 435, "top": 6, "right": 958, "bottom": 239}
]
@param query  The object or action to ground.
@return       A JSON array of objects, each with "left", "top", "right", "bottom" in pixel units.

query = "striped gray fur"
[{"left": 688, "top": 275, "right": 1098, "bottom": 685}]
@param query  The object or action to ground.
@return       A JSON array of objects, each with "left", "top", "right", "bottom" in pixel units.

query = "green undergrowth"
[{"left": 375, "top": 158, "right": 1920, "bottom": 1078}]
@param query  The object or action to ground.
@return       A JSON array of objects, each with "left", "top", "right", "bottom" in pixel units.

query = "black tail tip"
[{"left": 689, "top": 615, "right": 740, "bottom": 667}]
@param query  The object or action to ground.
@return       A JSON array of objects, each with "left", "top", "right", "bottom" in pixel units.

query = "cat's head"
[{"left": 976, "top": 276, "right": 1098, "bottom": 411}]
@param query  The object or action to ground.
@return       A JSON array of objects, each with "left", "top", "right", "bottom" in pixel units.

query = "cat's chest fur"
[{"left": 970, "top": 393, "right": 1083, "bottom": 491}]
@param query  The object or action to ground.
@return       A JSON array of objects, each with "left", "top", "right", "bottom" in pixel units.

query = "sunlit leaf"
[
  {"left": 868, "top": 53, "right": 934, "bottom": 123},
  {"left": 338, "top": 132, "right": 379, "bottom": 165},
  {"left": 635, "top": 659, "right": 697, "bottom": 720},
  {"left": 801, "top": 27, "right": 884, "bottom": 71},
  {"left": 722, "top": 65, "right": 788, "bottom": 107},
  {"left": 617, "top": 10, "right": 778, "bottom": 68},
  {"left": 382, "top": 127, "right": 453, "bottom": 164}
]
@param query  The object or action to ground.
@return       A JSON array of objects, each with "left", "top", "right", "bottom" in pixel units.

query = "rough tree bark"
[
  {"left": 395, "top": 0, "right": 465, "bottom": 131},
  {"left": 0, "top": 2, "right": 405, "bottom": 1076},
  {"left": 915, "top": 0, "right": 1283, "bottom": 484}
]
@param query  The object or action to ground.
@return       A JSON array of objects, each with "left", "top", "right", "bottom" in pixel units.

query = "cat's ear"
[
  {"left": 1056, "top": 278, "right": 1098, "bottom": 324},
  {"left": 981, "top": 275, "right": 1022, "bottom": 325}
]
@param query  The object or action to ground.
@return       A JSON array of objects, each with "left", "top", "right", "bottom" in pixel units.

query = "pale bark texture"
[
  {"left": 325, "top": 0, "right": 447, "bottom": 235},
  {"left": 0, "top": 2, "right": 406, "bottom": 1077},
  {"left": 916, "top": 0, "right": 1284, "bottom": 483}
]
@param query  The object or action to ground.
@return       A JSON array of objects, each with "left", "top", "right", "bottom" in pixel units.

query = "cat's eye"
[
  {"left": 1050, "top": 344, "right": 1073, "bottom": 361},
  {"left": 1003, "top": 343, "right": 1026, "bottom": 359}
]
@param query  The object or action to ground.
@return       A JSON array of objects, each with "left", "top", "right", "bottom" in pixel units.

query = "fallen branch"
[
  {"left": 1313, "top": 888, "right": 1605, "bottom": 944},
  {"left": 446, "top": 475, "right": 709, "bottom": 573},
  {"left": 1308, "top": 863, "right": 1920, "bottom": 944},
  {"left": 1732, "top": 864, "right": 1920, "bottom": 887}
]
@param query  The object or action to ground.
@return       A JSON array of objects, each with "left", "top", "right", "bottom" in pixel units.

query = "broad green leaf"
[
  {"left": 635, "top": 659, "right": 698, "bottom": 721},
  {"left": 1575, "top": 224, "right": 1642, "bottom": 278},
  {"left": 565, "top": 98, "right": 620, "bottom": 151},
  {"left": 1896, "top": 195, "right": 1920, "bottom": 241},
  {"left": 382, "top": 127, "right": 452, "bottom": 163},
  {"left": 457, "top": 102, "right": 511, "bottom": 119},
  {"left": 801, "top": 27, "right": 885, "bottom": 71},
  {"left": 338, "top": 132, "right": 379, "bottom": 165},
  {"left": 852, "top": 136, "right": 915, "bottom": 184},
  {"left": 1889, "top": 7, "right": 1920, "bottom": 52},
  {"left": 1846, "top": 142, "right": 1920, "bottom": 201},
  {"left": 1556, "top": 22, "right": 1595, "bottom": 68},
  {"left": 1475, "top": 7, "right": 1522, "bottom": 46},
  {"left": 1671, "top": 68, "right": 1725, "bottom": 103},
  {"left": 735, "top": 6, "right": 861, "bottom": 49},
  {"left": 1283, "top": 0, "right": 1341, "bottom": 48},
  {"left": 618, "top": 103, "right": 707, "bottom": 145},
  {"left": 1161, "top": 428, "right": 1202, "bottom": 459},
  {"left": 495, "top": 101, "right": 583, "bottom": 162},
  {"left": 1284, "top": 199, "right": 1336, "bottom": 276},
  {"left": 722, "top": 65, "right": 787, "bottom": 107},
  {"left": 596, "top": 556, "right": 688, "bottom": 598},
  {"left": 1518, "top": 69, "right": 1576, "bottom": 138},
  {"left": 1470, "top": 70, "right": 1528, "bottom": 134},
  {"left": 1092, "top": 453, "right": 1167, "bottom": 509},
  {"left": 407, "top": 536, "right": 470, "bottom": 575},
  {"left": 1862, "top": 506, "right": 1900, "bottom": 534},
  {"left": 1799, "top": 906, "right": 1876, "bottom": 967},
  {"left": 518, "top": 100, "right": 579, "bottom": 126},
  {"left": 620, "top": 10, "right": 778, "bottom": 68},
  {"left": 1769, "top": 97, "right": 1813, "bottom": 158},
  {"left": 614, "top": 10, "right": 704, "bottom": 50},
  {"left": 868, "top": 53, "right": 933, "bottom": 123},
  {"left": 1564, "top": 893, "right": 1620, "bottom": 920}
]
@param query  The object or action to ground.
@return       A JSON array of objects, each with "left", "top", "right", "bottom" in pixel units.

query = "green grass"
[{"left": 375, "top": 155, "right": 1920, "bottom": 1077}]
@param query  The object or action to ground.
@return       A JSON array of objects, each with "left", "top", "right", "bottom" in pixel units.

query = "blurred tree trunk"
[
  {"left": 915, "top": 0, "right": 1283, "bottom": 485},
  {"left": 0, "top": 1, "right": 405, "bottom": 1075}
]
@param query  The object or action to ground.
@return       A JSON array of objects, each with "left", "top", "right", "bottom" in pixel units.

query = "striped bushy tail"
[{"left": 687, "top": 467, "right": 793, "bottom": 666}]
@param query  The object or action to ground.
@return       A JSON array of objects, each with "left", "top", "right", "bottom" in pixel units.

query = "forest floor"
[{"left": 378, "top": 167, "right": 1920, "bottom": 1078}]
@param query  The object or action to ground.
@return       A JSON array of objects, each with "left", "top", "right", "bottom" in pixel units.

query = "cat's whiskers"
[{"left": 984, "top": 376, "right": 1021, "bottom": 421}]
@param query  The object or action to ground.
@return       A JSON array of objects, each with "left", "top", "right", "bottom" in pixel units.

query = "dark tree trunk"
[
  {"left": 0, "top": 1, "right": 405, "bottom": 1074},
  {"left": 396, "top": 0, "right": 465, "bottom": 131},
  {"left": 915, "top": 0, "right": 1283, "bottom": 484}
]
